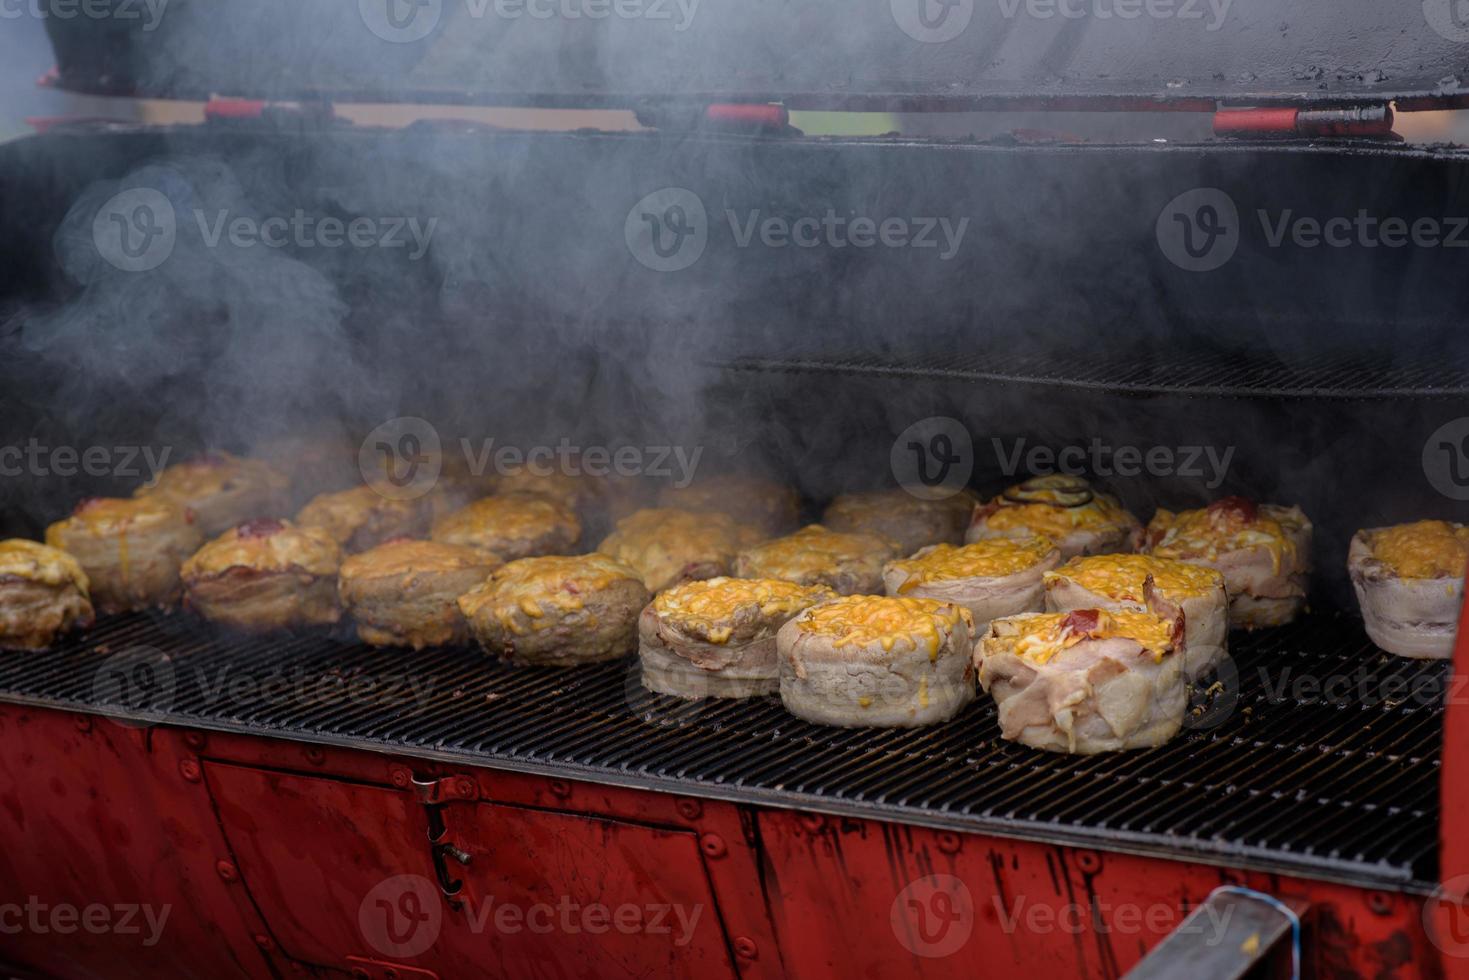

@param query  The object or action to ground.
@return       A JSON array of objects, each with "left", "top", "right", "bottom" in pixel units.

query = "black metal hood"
[{"left": 41, "top": 0, "right": 1469, "bottom": 110}]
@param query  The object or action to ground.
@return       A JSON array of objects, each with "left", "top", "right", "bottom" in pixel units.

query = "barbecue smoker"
[{"left": 2, "top": 3, "right": 1469, "bottom": 978}]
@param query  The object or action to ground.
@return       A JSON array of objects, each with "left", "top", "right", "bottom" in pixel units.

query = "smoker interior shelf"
[
  {"left": 714, "top": 346, "right": 1469, "bottom": 399},
  {"left": 0, "top": 611, "right": 1442, "bottom": 891}
]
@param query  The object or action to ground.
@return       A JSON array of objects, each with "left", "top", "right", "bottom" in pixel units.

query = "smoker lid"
[{"left": 41, "top": 1, "right": 1469, "bottom": 111}]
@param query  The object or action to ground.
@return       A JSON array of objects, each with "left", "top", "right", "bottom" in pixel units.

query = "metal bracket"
[
  {"left": 1125, "top": 887, "right": 1309, "bottom": 980},
  {"left": 403, "top": 775, "right": 480, "bottom": 908},
  {"left": 410, "top": 775, "right": 479, "bottom": 805}
]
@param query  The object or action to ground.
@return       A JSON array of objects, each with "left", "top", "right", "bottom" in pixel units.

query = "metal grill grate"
[
  {"left": 0, "top": 611, "right": 1443, "bottom": 890},
  {"left": 715, "top": 347, "right": 1469, "bottom": 398}
]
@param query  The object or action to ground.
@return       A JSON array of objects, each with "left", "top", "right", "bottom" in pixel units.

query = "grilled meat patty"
[
  {"left": 599, "top": 508, "right": 765, "bottom": 593},
  {"left": 1044, "top": 553, "right": 1228, "bottom": 680},
  {"left": 884, "top": 537, "right": 1060, "bottom": 632},
  {"left": 45, "top": 496, "right": 204, "bottom": 613},
  {"left": 823, "top": 488, "right": 975, "bottom": 556},
  {"left": 966, "top": 476, "right": 1143, "bottom": 560},
  {"left": 431, "top": 492, "right": 581, "bottom": 561},
  {"left": 181, "top": 518, "right": 342, "bottom": 631},
  {"left": 135, "top": 451, "right": 290, "bottom": 536},
  {"left": 735, "top": 525, "right": 899, "bottom": 596},
  {"left": 1145, "top": 497, "right": 1312, "bottom": 628},
  {"left": 339, "top": 538, "right": 500, "bottom": 649},
  {"left": 639, "top": 577, "right": 836, "bottom": 698},
  {"left": 458, "top": 554, "right": 650, "bottom": 666},
  {"left": 296, "top": 485, "right": 430, "bottom": 553},
  {"left": 978, "top": 607, "right": 1187, "bottom": 754},
  {"left": 777, "top": 595, "right": 976, "bottom": 728},
  {"left": 1349, "top": 521, "right": 1467, "bottom": 659},
  {"left": 0, "top": 540, "right": 95, "bottom": 651}
]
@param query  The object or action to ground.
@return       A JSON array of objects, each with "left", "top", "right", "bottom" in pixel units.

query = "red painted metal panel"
[
  {"left": 205, "top": 762, "right": 740, "bottom": 977},
  {"left": 1434, "top": 585, "right": 1469, "bottom": 980},
  {"left": 756, "top": 811, "right": 1445, "bottom": 980},
  {"left": 0, "top": 711, "right": 268, "bottom": 979}
]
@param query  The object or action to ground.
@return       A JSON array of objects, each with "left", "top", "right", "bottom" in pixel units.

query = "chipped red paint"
[{"left": 0, "top": 706, "right": 1453, "bottom": 978}]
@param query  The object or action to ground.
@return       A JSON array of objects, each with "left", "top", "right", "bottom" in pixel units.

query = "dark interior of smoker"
[{"left": 0, "top": 124, "right": 1463, "bottom": 889}]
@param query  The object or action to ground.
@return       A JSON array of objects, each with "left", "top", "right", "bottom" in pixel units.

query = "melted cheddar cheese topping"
[
  {"left": 796, "top": 595, "right": 972, "bottom": 659},
  {"left": 888, "top": 538, "right": 1055, "bottom": 591},
  {"left": 432, "top": 493, "right": 580, "bottom": 542},
  {"left": 49, "top": 496, "right": 189, "bottom": 535},
  {"left": 1046, "top": 553, "right": 1224, "bottom": 602},
  {"left": 1366, "top": 521, "right": 1469, "bottom": 580},
  {"left": 0, "top": 539, "right": 90, "bottom": 591},
  {"left": 1001, "top": 609, "right": 1177, "bottom": 665},
  {"left": 137, "top": 452, "right": 287, "bottom": 501},
  {"left": 653, "top": 576, "right": 835, "bottom": 644},
  {"left": 981, "top": 486, "right": 1132, "bottom": 538},
  {"left": 599, "top": 509, "right": 765, "bottom": 591},
  {"left": 296, "top": 486, "right": 422, "bottom": 544},
  {"left": 458, "top": 554, "right": 641, "bottom": 636},
  {"left": 181, "top": 521, "right": 342, "bottom": 578},
  {"left": 1148, "top": 504, "right": 1299, "bottom": 573},
  {"left": 738, "top": 525, "right": 896, "bottom": 581},
  {"left": 657, "top": 476, "right": 799, "bottom": 531},
  {"left": 340, "top": 539, "right": 500, "bottom": 581}
]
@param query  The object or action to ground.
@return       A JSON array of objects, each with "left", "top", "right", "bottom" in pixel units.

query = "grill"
[
  {"left": 0, "top": 610, "right": 1442, "bottom": 892},
  {"left": 718, "top": 345, "right": 1469, "bottom": 399}
]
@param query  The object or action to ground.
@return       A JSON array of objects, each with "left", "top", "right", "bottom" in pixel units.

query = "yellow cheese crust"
[
  {"left": 182, "top": 521, "right": 342, "bottom": 578},
  {"left": 1148, "top": 504, "right": 1297, "bottom": 573},
  {"left": 47, "top": 496, "right": 192, "bottom": 536},
  {"left": 888, "top": 538, "right": 1054, "bottom": 590},
  {"left": 340, "top": 539, "right": 500, "bottom": 581},
  {"left": 981, "top": 483, "right": 1133, "bottom": 538},
  {"left": 1365, "top": 521, "right": 1469, "bottom": 580},
  {"left": 796, "top": 595, "right": 972, "bottom": 658},
  {"left": 137, "top": 451, "right": 287, "bottom": 502},
  {"left": 0, "top": 539, "right": 90, "bottom": 592},
  {"left": 431, "top": 493, "right": 579, "bottom": 542},
  {"left": 738, "top": 525, "right": 895, "bottom": 580},
  {"left": 295, "top": 485, "right": 423, "bottom": 544},
  {"left": 600, "top": 508, "right": 764, "bottom": 589},
  {"left": 653, "top": 576, "right": 835, "bottom": 644},
  {"left": 1045, "top": 553, "right": 1224, "bottom": 602},
  {"left": 458, "top": 554, "right": 641, "bottom": 636},
  {"left": 997, "top": 609, "right": 1177, "bottom": 665}
]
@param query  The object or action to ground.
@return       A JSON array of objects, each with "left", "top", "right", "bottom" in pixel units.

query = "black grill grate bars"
[
  {"left": 0, "top": 611, "right": 1442, "bottom": 891},
  {"left": 716, "top": 347, "right": 1469, "bottom": 398}
]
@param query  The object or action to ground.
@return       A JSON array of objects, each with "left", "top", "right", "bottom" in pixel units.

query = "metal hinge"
[{"left": 399, "top": 774, "right": 479, "bottom": 908}]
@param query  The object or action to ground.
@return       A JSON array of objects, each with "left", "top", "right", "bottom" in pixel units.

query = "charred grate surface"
[
  {"left": 715, "top": 347, "right": 1469, "bottom": 398},
  {"left": 0, "top": 611, "right": 1443, "bottom": 890}
]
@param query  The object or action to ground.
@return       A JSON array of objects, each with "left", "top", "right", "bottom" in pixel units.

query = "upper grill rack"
[
  {"left": 0, "top": 611, "right": 1443, "bottom": 891},
  {"left": 715, "top": 346, "right": 1469, "bottom": 399}
]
